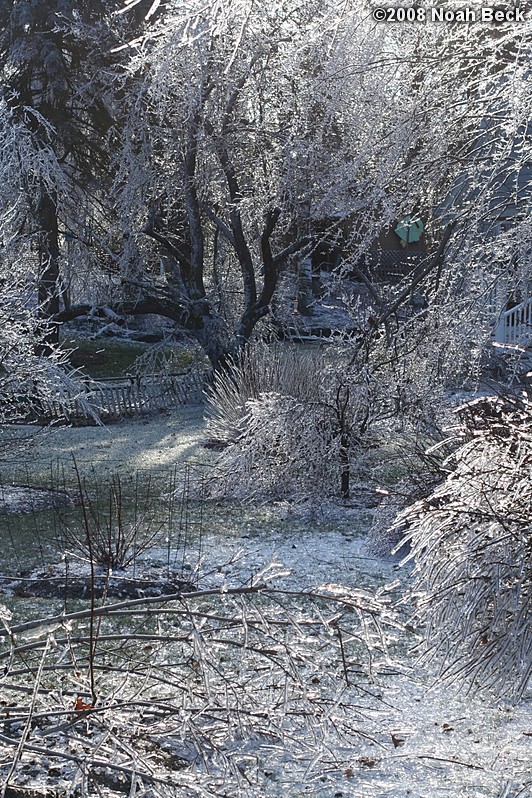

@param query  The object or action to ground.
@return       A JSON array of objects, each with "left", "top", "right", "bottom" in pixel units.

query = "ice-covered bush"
[
  {"left": 204, "top": 342, "right": 394, "bottom": 503},
  {"left": 204, "top": 342, "right": 327, "bottom": 446},
  {"left": 398, "top": 393, "right": 532, "bottom": 699},
  {"left": 204, "top": 334, "right": 456, "bottom": 505},
  {"left": 0, "top": 285, "right": 88, "bottom": 424},
  {"left": 210, "top": 390, "right": 338, "bottom": 501},
  {"left": 364, "top": 433, "right": 455, "bottom": 557},
  {"left": 204, "top": 344, "right": 334, "bottom": 502}
]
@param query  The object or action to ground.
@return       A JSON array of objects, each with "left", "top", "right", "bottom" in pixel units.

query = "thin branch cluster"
[{"left": 0, "top": 578, "right": 402, "bottom": 796}]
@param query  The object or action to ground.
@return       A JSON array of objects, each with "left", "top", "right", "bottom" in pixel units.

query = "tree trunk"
[
  {"left": 337, "top": 384, "right": 350, "bottom": 500},
  {"left": 192, "top": 314, "right": 233, "bottom": 373},
  {"left": 36, "top": 187, "right": 60, "bottom": 350},
  {"left": 297, "top": 255, "right": 313, "bottom": 315},
  {"left": 339, "top": 431, "right": 350, "bottom": 500}
]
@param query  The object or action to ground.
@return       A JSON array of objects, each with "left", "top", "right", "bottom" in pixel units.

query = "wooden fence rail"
[{"left": 41, "top": 370, "right": 206, "bottom": 423}]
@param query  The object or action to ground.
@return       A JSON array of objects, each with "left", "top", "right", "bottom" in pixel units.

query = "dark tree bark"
[
  {"left": 0, "top": 0, "right": 136, "bottom": 350},
  {"left": 36, "top": 188, "right": 60, "bottom": 349}
]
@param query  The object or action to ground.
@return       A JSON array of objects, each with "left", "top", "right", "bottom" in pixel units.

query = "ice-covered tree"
[
  {"left": 0, "top": 100, "right": 89, "bottom": 425},
  {"left": 0, "top": 0, "right": 146, "bottom": 344},
  {"left": 398, "top": 392, "right": 532, "bottom": 700},
  {"left": 45, "top": 3, "right": 433, "bottom": 362},
  {"left": 201, "top": 7, "right": 532, "bottom": 500},
  {"left": 0, "top": 0, "right": 528, "bottom": 367},
  {"left": 92, "top": 0, "right": 353, "bottom": 367}
]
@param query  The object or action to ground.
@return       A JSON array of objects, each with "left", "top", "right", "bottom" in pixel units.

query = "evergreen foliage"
[{"left": 399, "top": 393, "right": 532, "bottom": 700}]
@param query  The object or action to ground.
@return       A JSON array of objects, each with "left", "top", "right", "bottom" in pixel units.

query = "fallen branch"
[
  {"left": 1, "top": 584, "right": 265, "bottom": 638},
  {"left": 417, "top": 754, "right": 485, "bottom": 770},
  {"left": 0, "top": 733, "right": 213, "bottom": 794}
]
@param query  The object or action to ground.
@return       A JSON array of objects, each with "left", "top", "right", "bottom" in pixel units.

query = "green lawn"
[{"left": 61, "top": 337, "right": 197, "bottom": 379}]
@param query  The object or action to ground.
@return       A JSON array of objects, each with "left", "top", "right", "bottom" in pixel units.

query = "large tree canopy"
[{"left": 0, "top": 0, "right": 530, "bottom": 372}]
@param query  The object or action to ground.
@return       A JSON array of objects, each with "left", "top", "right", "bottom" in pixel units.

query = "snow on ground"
[
  {"left": 177, "top": 527, "right": 532, "bottom": 798},
  {"left": 1, "top": 406, "right": 208, "bottom": 479},
  {"left": 0, "top": 412, "right": 531, "bottom": 797}
]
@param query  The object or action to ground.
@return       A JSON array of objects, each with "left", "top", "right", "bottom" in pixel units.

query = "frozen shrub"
[
  {"left": 364, "top": 488, "right": 411, "bottom": 558},
  {"left": 0, "top": 297, "right": 92, "bottom": 425},
  {"left": 364, "top": 435, "right": 454, "bottom": 557},
  {"left": 204, "top": 344, "right": 334, "bottom": 501},
  {"left": 204, "top": 327, "right": 464, "bottom": 506},
  {"left": 204, "top": 342, "right": 326, "bottom": 446},
  {"left": 398, "top": 393, "right": 532, "bottom": 699},
  {"left": 210, "top": 390, "right": 337, "bottom": 502},
  {"left": 58, "top": 469, "right": 165, "bottom": 570},
  {"left": 204, "top": 342, "right": 391, "bottom": 502}
]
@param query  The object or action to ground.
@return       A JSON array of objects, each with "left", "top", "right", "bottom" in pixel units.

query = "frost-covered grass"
[
  {"left": 1, "top": 405, "right": 208, "bottom": 481},
  {"left": 1, "top": 522, "right": 531, "bottom": 798}
]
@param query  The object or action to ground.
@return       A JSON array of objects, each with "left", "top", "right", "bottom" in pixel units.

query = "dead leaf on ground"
[
  {"left": 358, "top": 757, "right": 379, "bottom": 767},
  {"left": 74, "top": 697, "right": 92, "bottom": 712},
  {"left": 391, "top": 733, "right": 406, "bottom": 748}
]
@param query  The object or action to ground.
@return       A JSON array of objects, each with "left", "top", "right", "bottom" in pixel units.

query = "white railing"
[{"left": 495, "top": 297, "right": 532, "bottom": 346}]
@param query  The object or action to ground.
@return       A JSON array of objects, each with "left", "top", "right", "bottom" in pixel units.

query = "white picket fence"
[
  {"left": 41, "top": 370, "right": 206, "bottom": 423},
  {"left": 494, "top": 297, "right": 532, "bottom": 346}
]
